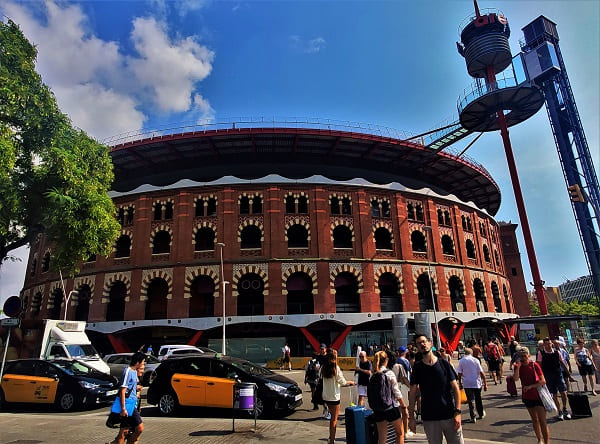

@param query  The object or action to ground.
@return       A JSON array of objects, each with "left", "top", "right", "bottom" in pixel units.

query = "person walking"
[
  {"left": 484, "top": 338, "right": 501, "bottom": 385},
  {"left": 281, "top": 343, "right": 292, "bottom": 371},
  {"left": 471, "top": 342, "right": 483, "bottom": 363},
  {"left": 316, "top": 343, "right": 330, "bottom": 419},
  {"left": 574, "top": 338, "right": 597, "bottom": 395},
  {"left": 536, "top": 337, "right": 571, "bottom": 420},
  {"left": 321, "top": 348, "right": 355, "bottom": 444},
  {"left": 590, "top": 339, "right": 600, "bottom": 386},
  {"left": 354, "top": 350, "right": 372, "bottom": 407},
  {"left": 456, "top": 348, "right": 488, "bottom": 423},
  {"left": 513, "top": 347, "right": 549, "bottom": 444},
  {"left": 108, "top": 352, "right": 146, "bottom": 444},
  {"left": 408, "top": 334, "right": 464, "bottom": 444},
  {"left": 368, "top": 350, "right": 406, "bottom": 444},
  {"left": 305, "top": 353, "right": 320, "bottom": 410},
  {"left": 554, "top": 339, "right": 575, "bottom": 392},
  {"left": 393, "top": 346, "right": 414, "bottom": 439}
]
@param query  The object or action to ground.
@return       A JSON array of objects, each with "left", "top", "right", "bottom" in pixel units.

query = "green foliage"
[
  {"left": 547, "top": 300, "right": 600, "bottom": 316},
  {"left": 0, "top": 20, "right": 120, "bottom": 272},
  {"left": 529, "top": 299, "right": 541, "bottom": 316}
]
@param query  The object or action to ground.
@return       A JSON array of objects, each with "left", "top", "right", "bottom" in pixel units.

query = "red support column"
[
  {"left": 107, "top": 334, "right": 130, "bottom": 353},
  {"left": 187, "top": 330, "right": 204, "bottom": 346},
  {"left": 331, "top": 326, "right": 353, "bottom": 352},
  {"left": 300, "top": 327, "right": 320, "bottom": 352}
]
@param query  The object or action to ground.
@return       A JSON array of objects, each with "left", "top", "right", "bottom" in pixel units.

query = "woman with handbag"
[
  {"left": 321, "top": 348, "right": 355, "bottom": 444},
  {"left": 513, "top": 347, "right": 550, "bottom": 444}
]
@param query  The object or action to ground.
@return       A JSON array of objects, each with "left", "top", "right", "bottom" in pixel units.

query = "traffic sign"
[
  {"left": 3, "top": 296, "right": 22, "bottom": 318},
  {"left": 1, "top": 318, "right": 19, "bottom": 327}
]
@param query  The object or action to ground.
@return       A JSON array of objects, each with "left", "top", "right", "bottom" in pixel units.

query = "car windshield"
[
  {"left": 231, "top": 360, "right": 274, "bottom": 376},
  {"left": 65, "top": 344, "right": 98, "bottom": 358},
  {"left": 53, "top": 360, "right": 95, "bottom": 376}
]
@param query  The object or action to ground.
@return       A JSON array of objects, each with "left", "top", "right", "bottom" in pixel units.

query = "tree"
[
  {"left": 548, "top": 300, "right": 600, "bottom": 316},
  {"left": 0, "top": 20, "right": 120, "bottom": 272}
]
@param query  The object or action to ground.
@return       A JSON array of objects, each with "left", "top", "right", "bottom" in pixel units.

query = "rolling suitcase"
[
  {"left": 506, "top": 375, "right": 518, "bottom": 397},
  {"left": 345, "top": 405, "right": 373, "bottom": 444},
  {"left": 568, "top": 382, "right": 592, "bottom": 417}
]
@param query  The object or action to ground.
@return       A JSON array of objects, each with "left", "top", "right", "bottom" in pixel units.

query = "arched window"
[
  {"left": 240, "top": 194, "right": 262, "bottom": 214},
  {"left": 189, "top": 275, "right": 215, "bottom": 317},
  {"left": 164, "top": 202, "right": 173, "bottom": 220},
  {"left": 115, "top": 235, "right": 131, "bottom": 258},
  {"left": 378, "top": 273, "right": 402, "bottom": 312},
  {"left": 285, "top": 195, "right": 296, "bottom": 214},
  {"left": 298, "top": 195, "right": 308, "bottom": 214},
  {"left": 448, "top": 276, "right": 465, "bottom": 312},
  {"left": 333, "top": 225, "right": 353, "bottom": 249},
  {"left": 341, "top": 197, "right": 352, "bottom": 215},
  {"left": 491, "top": 281, "right": 502, "bottom": 312},
  {"left": 117, "top": 207, "right": 125, "bottom": 226},
  {"left": 494, "top": 250, "right": 500, "bottom": 266},
  {"left": 240, "top": 196, "right": 250, "bottom": 214},
  {"left": 417, "top": 273, "right": 436, "bottom": 311},
  {"left": 503, "top": 284, "right": 512, "bottom": 313},
  {"left": 49, "top": 288, "right": 64, "bottom": 320},
  {"left": 473, "top": 278, "right": 487, "bottom": 312},
  {"left": 107, "top": 281, "right": 126, "bottom": 321},
  {"left": 437, "top": 209, "right": 444, "bottom": 225},
  {"left": 334, "top": 272, "right": 360, "bottom": 313},
  {"left": 195, "top": 227, "right": 215, "bottom": 251},
  {"left": 330, "top": 196, "right": 340, "bottom": 214},
  {"left": 206, "top": 198, "right": 217, "bottom": 216},
  {"left": 287, "top": 224, "right": 309, "bottom": 248},
  {"left": 483, "top": 245, "right": 491, "bottom": 263},
  {"left": 30, "top": 257, "right": 37, "bottom": 276},
  {"left": 371, "top": 199, "right": 381, "bottom": 218},
  {"left": 286, "top": 272, "right": 314, "bottom": 314},
  {"left": 407, "top": 203, "right": 415, "bottom": 220},
  {"left": 152, "top": 230, "right": 171, "bottom": 254},
  {"left": 240, "top": 225, "right": 262, "bottom": 249},
  {"left": 153, "top": 202, "right": 162, "bottom": 221},
  {"left": 411, "top": 230, "right": 426, "bottom": 252},
  {"left": 441, "top": 235, "right": 454, "bottom": 255},
  {"left": 466, "top": 239, "right": 476, "bottom": 259},
  {"left": 444, "top": 211, "right": 451, "bottom": 226},
  {"left": 145, "top": 278, "right": 168, "bottom": 320},
  {"left": 237, "top": 273, "right": 264, "bottom": 316},
  {"left": 415, "top": 204, "right": 424, "bottom": 222},
  {"left": 32, "top": 292, "right": 42, "bottom": 316},
  {"left": 375, "top": 227, "right": 392, "bottom": 250},
  {"left": 42, "top": 252, "right": 51, "bottom": 272},
  {"left": 75, "top": 285, "right": 91, "bottom": 322}
]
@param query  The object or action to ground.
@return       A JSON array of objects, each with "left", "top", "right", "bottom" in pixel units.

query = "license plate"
[
  {"left": 107, "top": 390, "right": 118, "bottom": 396},
  {"left": 294, "top": 394, "right": 302, "bottom": 401}
]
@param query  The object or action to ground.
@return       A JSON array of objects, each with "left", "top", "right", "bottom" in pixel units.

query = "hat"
[
  {"left": 398, "top": 346, "right": 407, "bottom": 353},
  {"left": 320, "top": 343, "right": 327, "bottom": 349}
]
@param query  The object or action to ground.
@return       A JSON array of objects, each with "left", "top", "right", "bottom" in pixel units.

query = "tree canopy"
[
  {"left": 0, "top": 20, "right": 120, "bottom": 272},
  {"left": 529, "top": 299, "right": 599, "bottom": 316}
]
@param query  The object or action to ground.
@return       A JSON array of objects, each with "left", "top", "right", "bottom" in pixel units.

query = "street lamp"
[
  {"left": 217, "top": 242, "right": 229, "bottom": 355},
  {"left": 63, "top": 290, "right": 79, "bottom": 321},
  {"left": 423, "top": 226, "right": 442, "bottom": 350}
]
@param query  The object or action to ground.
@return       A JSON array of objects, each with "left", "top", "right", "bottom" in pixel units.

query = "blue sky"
[{"left": 1, "top": 0, "right": 599, "bottom": 307}]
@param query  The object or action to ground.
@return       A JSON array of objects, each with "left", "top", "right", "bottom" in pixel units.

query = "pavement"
[{"left": 1, "top": 368, "right": 599, "bottom": 443}]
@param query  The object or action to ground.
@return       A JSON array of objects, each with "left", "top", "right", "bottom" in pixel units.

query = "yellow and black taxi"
[
  {"left": 0, "top": 358, "right": 119, "bottom": 411},
  {"left": 147, "top": 355, "right": 302, "bottom": 417}
]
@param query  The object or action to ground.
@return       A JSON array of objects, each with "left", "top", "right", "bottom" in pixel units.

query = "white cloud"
[
  {"left": 1, "top": 1, "right": 215, "bottom": 140},
  {"left": 290, "top": 35, "right": 326, "bottom": 54},
  {"left": 193, "top": 93, "right": 215, "bottom": 122}
]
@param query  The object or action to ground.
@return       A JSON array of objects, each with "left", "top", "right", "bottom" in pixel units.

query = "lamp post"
[
  {"left": 423, "top": 226, "right": 442, "bottom": 350},
  {"left": 63, "top": 290, "right": 79, "bottom": 321},
  {"left": 217, "top": 242, "right": 228, "bottom": 355}
]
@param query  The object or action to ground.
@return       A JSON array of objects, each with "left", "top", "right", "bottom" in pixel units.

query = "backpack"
[
  {"left": 488, "top": 344, "right": 499, "bottom": 361},
  {"left": 305, "top": 360, "right": 318, "bottom": 381},
  {"left": 367, "top": 370, "right": 394, "bottom": 411}
]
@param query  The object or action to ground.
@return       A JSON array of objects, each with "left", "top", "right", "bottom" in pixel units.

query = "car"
[
  {"left": 146, "top": 355, "right": 302, "bottom": 417},
  {"left": 0, "top": 358, "right": 119, "bottom": 411},
  {"left": 103, "top": 353, "right": 161, "bottom": 386},
  {"left": 157, "top": 344, "right": 204, "bottom": 361},
  {"left": 197, "top": 346, "right": 218, "bottom": 354}
]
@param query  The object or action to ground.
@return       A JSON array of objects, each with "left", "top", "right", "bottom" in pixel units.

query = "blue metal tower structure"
[{"left": 519, "top": 16, "right": 600, "bottom": 299}]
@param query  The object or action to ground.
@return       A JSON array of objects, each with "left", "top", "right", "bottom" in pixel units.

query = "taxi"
[
  {"left": 147, "top": 355, "right": 302, "bottom": 417},
  {"left": 0, "top": 358, "right": 119, "bottom": 411}
]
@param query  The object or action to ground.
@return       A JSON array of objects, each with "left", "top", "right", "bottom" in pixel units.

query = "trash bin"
[{"left": 233, "top": 382, "right": 256, "bottom": 411}]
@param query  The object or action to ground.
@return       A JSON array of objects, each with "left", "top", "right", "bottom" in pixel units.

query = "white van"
[{"left": 157, "top": 344, "right": 204, "bottom": 360}]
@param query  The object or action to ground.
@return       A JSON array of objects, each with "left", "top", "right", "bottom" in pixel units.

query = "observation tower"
[{"left": 456, "top": 2, "right": 549, "bottom": 314}]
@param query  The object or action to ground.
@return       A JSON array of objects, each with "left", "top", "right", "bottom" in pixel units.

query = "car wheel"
[
  {"left": 158, "top": 391, "right": 178, "bottom": 415},
  {"left": 56, "top": 392, "right": 77, "bottom": 411},
  {"left": 253, "top": 396, "right": 269, "bottom": 418}
]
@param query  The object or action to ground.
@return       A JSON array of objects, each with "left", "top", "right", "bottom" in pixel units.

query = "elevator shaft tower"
[{"left": 520, "top": 16, "right": 600, "bottom": 301}]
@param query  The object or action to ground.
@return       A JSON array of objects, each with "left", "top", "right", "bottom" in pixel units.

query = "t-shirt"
[
  {"left": 537, "top": 349, "right": 562, "bottom": 377},
  {"left": 411, "top": 358, "right": 456, "bottom": 421},
  {"left": 518, "top": 361, "right": 542, "bottom": 401},
  {"left": 355, "top": 360, "right": 372, "bottom": 386},
  {"left": 120, "top": 366, "right": 139, "bottom": 402},
  {"left": 457, "top": 355, "right": 483, "bottom": 389}
]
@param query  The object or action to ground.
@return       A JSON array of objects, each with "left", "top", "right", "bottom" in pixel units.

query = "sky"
[{"left": 1, "top": 0, "right": 599, "bottom": 309}]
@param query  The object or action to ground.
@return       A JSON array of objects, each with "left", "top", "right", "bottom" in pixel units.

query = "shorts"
[
  {"left": 579, "top": 363, "right": 594, "bottom": 376},
  {"left": 357, "top": 385, "right": 368, "bottom": 397},
  {"left": 488, "top": 359, "right": 500, "bottom": 372},
  {"left": 283, "top": 355, "right": 290, "bottom": 363},
  {"left": 545, "top": 374, "right": 567, "bottom": 394},
  {"left": 372, "top": 407, "right": 402, "bottom": 423},
  {"left": 523, "top": 398, "right": 544, "bottom": 408},
  {"left": 121, "top": 409, "right": 143, "bottom": 429},
  {"left": 325, "top": 400, "right": 340, "bottom": 406}
]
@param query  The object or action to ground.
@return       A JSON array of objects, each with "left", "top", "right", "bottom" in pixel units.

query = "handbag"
[
  {"left": 459, "top": 388, "right": 468, "bottom": 404},
  {"left": 537, "top": 384, "right": 558, "bottom": 413}
]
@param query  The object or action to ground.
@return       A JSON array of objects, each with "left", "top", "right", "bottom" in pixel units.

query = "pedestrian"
[
  {"left": 321, "top": 348, "right": 356, "bottom": 444},
  {"left": 513, "top": 346, "right": 549, "bottom": 444},
  {"left": 456, "top": 341, "right": 466, "bottom": 360},
  {"left": 508, "top": 336, "right": 518, "bottom": 357},
  {"left": 554, "top": 339, "right": 575, "bottom": 392},
  {"left": 471, "top": 342, "right": 483, "bottom": 363},
  {"left": 536, "top": 337, "right": 571, "bottom": 420},
  {"left": 392, "top": 346, "right": 413, "bottom": 439},
  {"left": 281, "top": 343, "right": 291, "bottom": 371},
  {"left": 305, "top": 353, "right": 320, "bottom": 410},
  {"left": 316, "top": 343, "right": 330, "bottom": 419},
  {"left": 590, "top": 339, "right": 600, "bottom": 385},
  {"left": 354, "top": 350, "right": 372, "bottom": 406},
  {"left": 494, "top": 338, "right": 505, "bottom": 380},
  {"left": 146, "top": 345, "right": 153, "bottom": 356},
  {"left": 408, "top": 334, "right": 464, "bottom": 444},
  {"left": 124, "top": 361, "right": 146, "bottom": 443},
  {"left": 108, "top": 351, "right": 146, "bottom": 444},
  {"left": 368, "top": 350, "right": 406, "bottom": 444},
  {"left": 574, "top": 338, "right": 597, "bottom": 395},
  {"left": 438, "top": 347, "right": 452, "bottom": 364},
  {"left": 484, "top": 338, "right": 501, "bottom": 385},
  {"left": 456, "top": 348, "right": 488, "bottom": 423}
]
